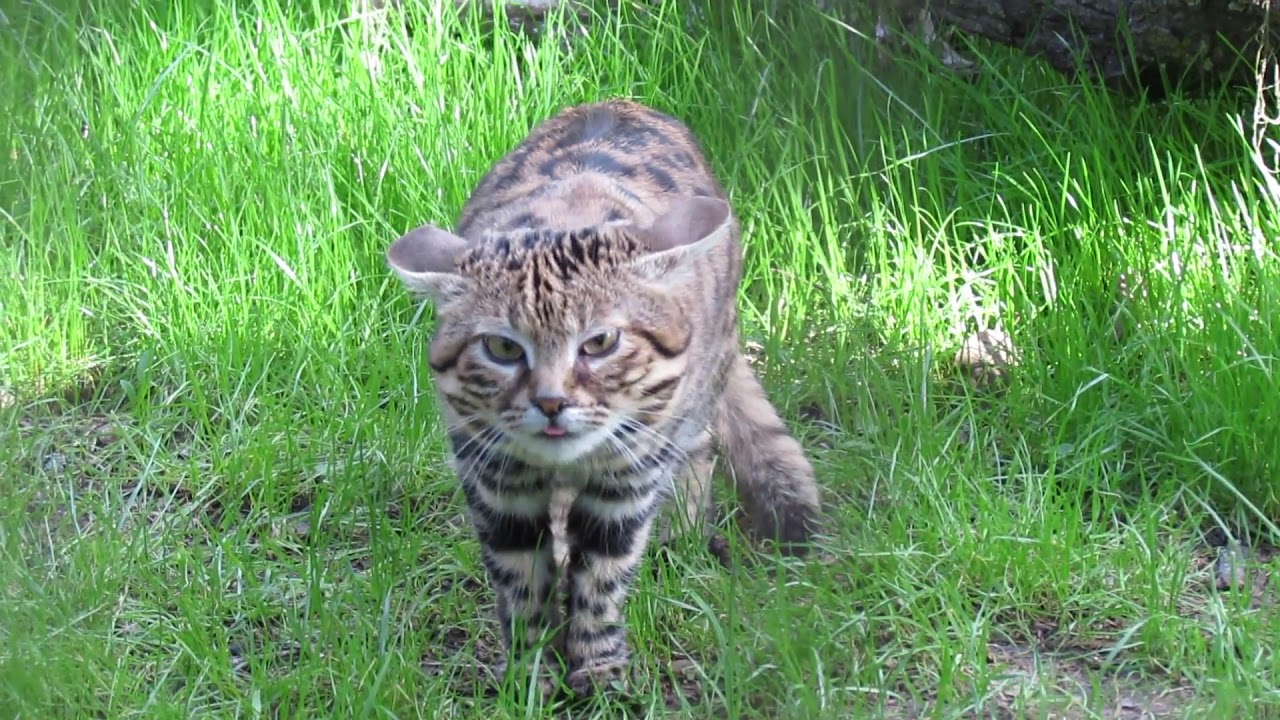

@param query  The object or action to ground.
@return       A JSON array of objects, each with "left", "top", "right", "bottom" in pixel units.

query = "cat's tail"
[{"left": 712, "top": 353, "right": 823, "bottom": 555}]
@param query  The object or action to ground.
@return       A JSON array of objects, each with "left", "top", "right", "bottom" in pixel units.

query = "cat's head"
[{"left": 386, "top": 196, "right": 733, "bottom": 467}]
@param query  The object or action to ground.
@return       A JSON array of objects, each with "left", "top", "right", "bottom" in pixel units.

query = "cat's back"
[{"left": 455, "top": 99, "right": 730, "bottom": 239}]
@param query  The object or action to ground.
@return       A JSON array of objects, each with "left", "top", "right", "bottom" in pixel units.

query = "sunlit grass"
[{"left": 2, "top": 0, "right": 1278, "bottom": 717}]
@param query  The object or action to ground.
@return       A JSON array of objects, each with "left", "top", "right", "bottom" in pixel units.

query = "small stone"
[
  {"left": 41, "top": 452, "right": 67, "bottom": 473},
  {"left": 1215, "top": 543, "right": 1250, "bottom": 591},
  {"left": 954, "top": 328, "right": 1020, "bottom": 390}
]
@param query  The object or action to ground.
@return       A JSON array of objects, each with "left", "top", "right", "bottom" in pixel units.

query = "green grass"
[{"left": 3, "top": 0, "right": 1279, "bottom": 717}]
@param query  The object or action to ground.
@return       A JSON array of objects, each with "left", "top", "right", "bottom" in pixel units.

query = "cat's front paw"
[{"left": 566, "top": 659, "right": 631, "bottom": 697}]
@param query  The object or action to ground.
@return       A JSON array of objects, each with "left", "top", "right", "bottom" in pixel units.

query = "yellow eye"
[
  {"left": 481, "top": 335, "right": 525, "bottom": 363},
  {"left": 580, "top": 329, "right": 621, "bottom": 357}
]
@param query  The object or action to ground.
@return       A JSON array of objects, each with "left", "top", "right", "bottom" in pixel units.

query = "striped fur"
[{"left": 386, "top": 99, "right": 822, "bottom": 695}]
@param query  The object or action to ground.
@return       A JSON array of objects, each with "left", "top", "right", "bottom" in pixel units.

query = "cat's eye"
[
  {"left": 481, "top": 335, "right": 525, "bottom": 364},
  {"left": 580, "top": 329, "right": 621, "bottom": 357}
]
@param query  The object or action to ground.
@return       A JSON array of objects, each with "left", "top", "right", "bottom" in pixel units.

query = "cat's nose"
[{"left": 532, "top": 395, "right": 570, "bottom": 418}]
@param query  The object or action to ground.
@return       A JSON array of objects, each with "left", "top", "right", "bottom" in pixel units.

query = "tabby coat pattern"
[{"left": 386, "top": 99, "right": 822, "bottom": 693}]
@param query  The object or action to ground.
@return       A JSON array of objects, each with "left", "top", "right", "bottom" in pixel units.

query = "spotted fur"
[{"left": 386, "top": 99, "right": 822, "bottom": 694}]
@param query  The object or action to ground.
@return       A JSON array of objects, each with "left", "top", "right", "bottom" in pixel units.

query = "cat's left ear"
[
  {"left": 386, "top": 224, "right": 474, "bottom": 304},
  {"left": 631, "top": 196, "right": 734, "bottom": 281}
]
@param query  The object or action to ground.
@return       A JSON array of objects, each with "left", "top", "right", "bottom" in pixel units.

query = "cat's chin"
[{"left": 512, "top": 430, "right": 606, "bottom": 468}]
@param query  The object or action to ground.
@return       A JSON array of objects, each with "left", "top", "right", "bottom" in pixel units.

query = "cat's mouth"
[{"left": 540, "top": 425, "right": 570, "bottom": 438}]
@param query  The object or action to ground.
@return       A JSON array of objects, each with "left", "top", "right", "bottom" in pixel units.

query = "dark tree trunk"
[
  {"left": 361, "top": 0, "right": 1277, "bottom": 95},
  {"left": 919, "top": 0, "right": 1278, "bottom": 95}
]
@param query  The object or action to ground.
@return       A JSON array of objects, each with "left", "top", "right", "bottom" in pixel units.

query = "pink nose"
[{"left": 533, "top": 396, "right": 569, "bottom": 418}]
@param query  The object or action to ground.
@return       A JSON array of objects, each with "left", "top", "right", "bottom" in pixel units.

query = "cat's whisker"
[
  {"left": 603, "top": 432, "right": 648, "bottom": 474},
  {"left": 446, "top": 419, "right": 493, "bottom": 451},
  {"left": 451, "top": 424, "right": 506, "bottom": 480},
  {"left": 614, "top": 417, "right": 688, "bottom": 464}
]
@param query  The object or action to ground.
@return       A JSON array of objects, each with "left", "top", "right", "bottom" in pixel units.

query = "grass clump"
[{"left": 2, "top": 0, "right": 1278, "bottom": 717}]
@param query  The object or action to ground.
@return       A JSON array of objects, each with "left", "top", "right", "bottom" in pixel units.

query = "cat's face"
[
  {"left": 433, "top": 270, "right": 684, "bottom": 466},
  {"left": 418, "top": 227, "right": 699, "bottom": 468},
  {"left": 387, "top": 197, "right": 732, "bottom": 468}
]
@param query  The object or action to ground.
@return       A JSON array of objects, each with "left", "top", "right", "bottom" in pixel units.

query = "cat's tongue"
[{"left": 542, "top": 426, "right": 568, "bottom": 438}]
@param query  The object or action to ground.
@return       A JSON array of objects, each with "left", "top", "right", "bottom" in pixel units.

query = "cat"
[{"left": 385, "top": 98, "right": 822, "bottom": 695}]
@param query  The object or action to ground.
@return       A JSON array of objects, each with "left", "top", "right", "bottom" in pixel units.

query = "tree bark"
[
  {"left": 916, "top": 0, "right": 1278, "bottom": 95},
  {"left": 360, "top": 0, "right": 1277, "bottom": 95}
]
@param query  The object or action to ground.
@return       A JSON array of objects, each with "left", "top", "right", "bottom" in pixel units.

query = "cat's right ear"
[{"left": 386, "top": 224, "right": 473, "bottom": 303}]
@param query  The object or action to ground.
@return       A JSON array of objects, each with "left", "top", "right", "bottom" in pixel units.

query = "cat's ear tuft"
[
  {"left": 632, "top": 196, "right": 733, "bottom": 280},
  {"left": 386, "top": 224, "right": 472, "bottom": 303}
]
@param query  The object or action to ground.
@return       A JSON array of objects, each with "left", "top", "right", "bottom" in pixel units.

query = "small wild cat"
[{"left": 386, "top": 99, "right": 822, "bottom": 695}]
